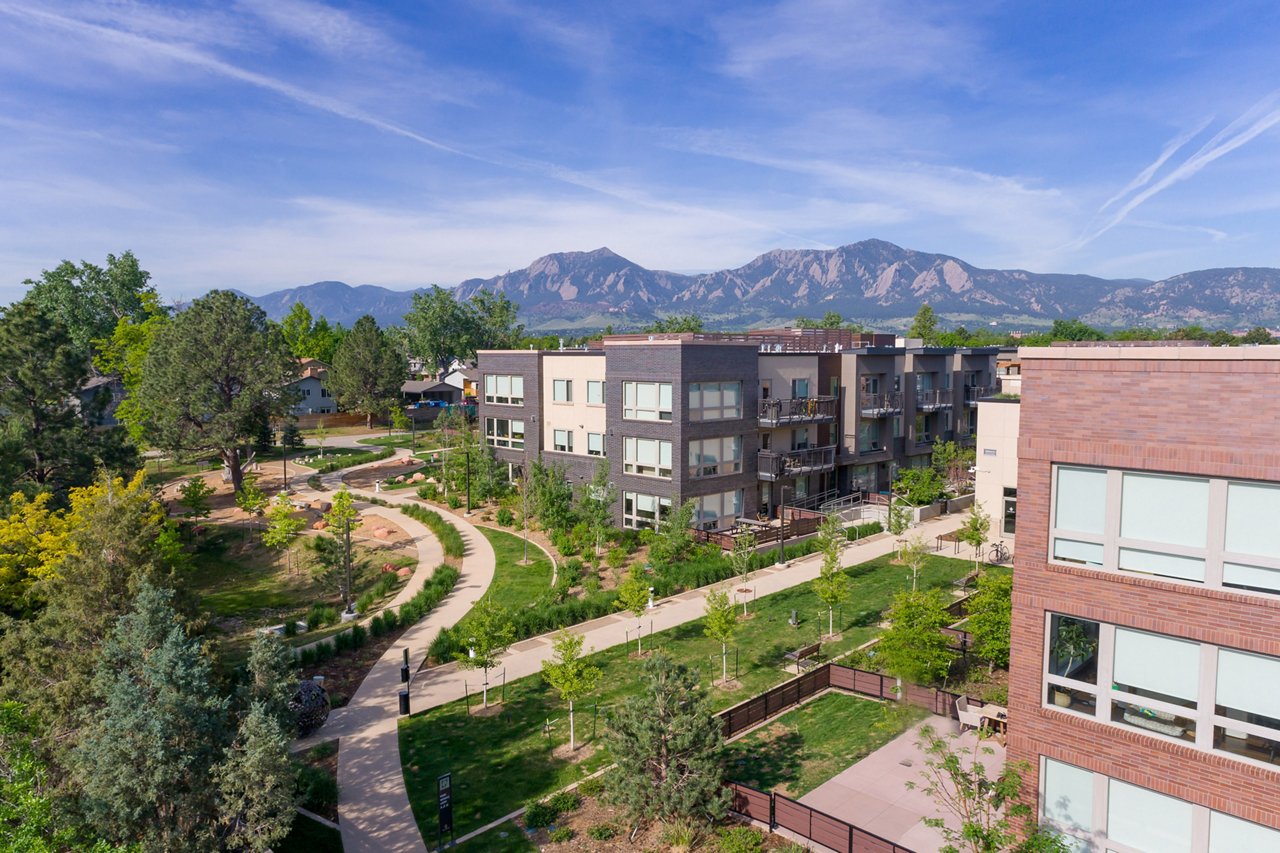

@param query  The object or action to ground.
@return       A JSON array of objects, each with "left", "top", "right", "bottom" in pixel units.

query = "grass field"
[
  {"left": 277, "top": 815, "right": 342, "bottom": 853},
  {"left": 725, "top": 692, "right": 927, "bottom": 797},
  {"left": 399, "top": 552, "right": 972, "bottom": 842}
]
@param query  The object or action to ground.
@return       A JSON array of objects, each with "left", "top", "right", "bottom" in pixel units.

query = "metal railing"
[
  {"left": 758, "top": 395, "right": 838, "bottom": 425},
  {"left": 859, "top": 391, "right": 902, "bottom": 416},
  {"left": 914, "top": 388, "right": 953, "bottom": 410},
  {"left": 757, "top": 445, "right": 837, "bottom": 480},
  {"left": 963, "top": 385, "right": 991, "bottom": 405}
]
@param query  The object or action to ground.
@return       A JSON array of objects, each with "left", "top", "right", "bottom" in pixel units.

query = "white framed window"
[
  {"left": 693, "top": 490, "right": 743, "bottom": 530},
  {"left": 688, "top": 436, "right": 743, "bottom": 478},
  {"left": 624, "top": 437, "right": 672, "bottom": 478},
  {"left": 623, "top": 491, "right": 671, "bottom": 530},
  {"left": 1108, "top": 779, "right": 1194, "bottom": 853},
  {"left": 484, "top": 417, "right": 525, "bottom": 450},
  {"left": 586, "top": 380, "right": 604, "bottom": 405},
  {"left": 483, "top": 373, "right": 525, "bottom": 405},
  {"left": 552, "top": 379, "right": 573, "bottom": 402},
  {"left": 1040, "top": 758, "right": 1093, "bottom": 836},
  {"left": 688, "top": 381, "right": 743, "bottom": 421},
  {"left": 553, "top": 429, "right": 573, "bottom": 453},
  {"left": 623, "top": 381, "right": 672, "bottom": 421},
  {"left": 587, "top": 432, "right": 605, "bottom": 457}
]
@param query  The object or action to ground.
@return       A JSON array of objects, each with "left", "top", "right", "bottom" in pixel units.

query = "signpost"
[{"left": 437, "top": 772, "right": 454, "bottom": 848}]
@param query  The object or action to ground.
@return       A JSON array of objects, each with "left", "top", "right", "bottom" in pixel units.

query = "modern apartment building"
[
  {"left": 477, "top": 329, "right": 998, "bottom": 529},
  {"left": 1010, "top": 344, "right": 1280, "bottom": 852}
]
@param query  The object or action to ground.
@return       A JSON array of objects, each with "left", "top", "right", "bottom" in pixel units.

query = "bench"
[{"left": 784, "top": 642, "right": 822, "bottom": 673}]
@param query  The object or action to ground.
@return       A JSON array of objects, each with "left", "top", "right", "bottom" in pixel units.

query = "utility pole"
[
  {"left": 465, "top": 448, "right": 472, "bottom": 515},
  {"left": 343, "top": 513, "right": 354, "bottom": 613}
]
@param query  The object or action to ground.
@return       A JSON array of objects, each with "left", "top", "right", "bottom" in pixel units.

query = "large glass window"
[
  {"left": 623, "top": 492, "right": 671, "bottom": 530},
  {"left": 552, "top": 379, "right": 573, "bottom": 402},
  {"left": 1224, "top": 482, "right": 1280, "bottom": 594},
  {"left": 483, "top": 374, "right": 525, "bottom": 405},
  {"left": 1120, "top": 472, "right": 1208, "bottom": 548},
  {"left": 1002, "top": 487, "right": 1017, "bottom": 535},
  {"left": 1107, "top": 780, "right": 1194, "bottom": 853},
  {"left": 1210, "top": 811, "right": 1280, "bottom": 853},
  {"left": 624, "top": 381, "right": 672, "bottom": 421},
  {"left": 1054, "top": 467, "right": 1107, "bottom": 535},
  {"left": 688, "top": 436, "right": 743, "bottom": 478},
  {"left": 484, "top": 417, "right": 525, "bottom": 449},
  {"left": 688, "top": 381, "right": 743, "bottom": 421},
  {"left": 624, "top": 437, "right": 672, "bottom": 478},
  {"left": 1040, "top": 758, "right": 1093, "bottom": 835},
  {"left": 694, "top": 490, "right": 743, "bottom": 530},
  {"left": 1112, "top": 628, "right": 1199, "bottom": 709}
]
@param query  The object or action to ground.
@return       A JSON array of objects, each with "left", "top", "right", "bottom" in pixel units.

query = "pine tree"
[
  {"left": 324, "top": 488, "right": 361, "bottom": 611},
  {"left": 604, "top": 654, "right": 730, "bottom": 828},
  {"left": 217, "top": 702, "right": 296, "bottom": 852},
  {"left": 702, "top": 587, "right": 738, "bottom": 685},
  {"left": 329, "top": 315, "right": 407, "bottom": 428},
  {"left": 245, "top": 632, "right": 298, "bottom": 730},
  {"left": 73, "top": 582, "right": 228, "bottom": 851},
  {"left": 540, "top": 630, "right": 602, "bottom": 751}
]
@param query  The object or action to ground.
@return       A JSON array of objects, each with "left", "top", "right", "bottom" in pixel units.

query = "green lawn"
[
  {"left": 475, "top": 527, "right": 555, "bottom": 610},
  {"left": 399, "top": 552, "right": 971, "bottom": 843},
  {"left": 277, "top": 814, "right": 342, "bottom": 853},
  {"left": 358, "top": 434, "right": 445, "bottom": 450},
  {"left": 455, "top": 821, "right": 537, "bottom": 852},
  {"left": 725, "top": 692, "right": 927, "bottom": 797}
]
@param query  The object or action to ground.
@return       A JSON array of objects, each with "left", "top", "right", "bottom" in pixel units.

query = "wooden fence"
[{"left": 727, "top": 782, "right": 915, "bottom": 853}]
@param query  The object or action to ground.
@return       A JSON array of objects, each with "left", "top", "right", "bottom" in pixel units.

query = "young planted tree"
[
  {"left": 876, "top": 589, "right": 953, "bottom": 696},
  {"left": 900, "top": 534, "right": 931, "bottom": 592},
  {"left": 234, "top": 478, "right": 268, "bottom": 534},
  {"left": 455, "top": 596, "right": 515, "bottom": 708},
  {"left": 135, "top": 290, "right": 298, "bottom": 493},
  {"left": 967, "top": 572, "right": 1013, "bottom": 671},
  {"left": 909, "top": 725, "right": 1070, "bottom": 853},
  {"left": 73, "top": 582, "right": 228, "bottom": 851},
  {"left": 313, "top": 419, "right": 329, "bottom": 459},
  {"left": 527, "top": 459, "right": 575, "bottom": 534},
  {"left": 324, "top": 488, "right": 361, "bottom": 612},
  {"left": 812, "top": 514, "right": 850, "bottom": 638},
  {"left": 329, "top": 315, "right": 406, "bottom": 429},
  {"left": 730, "top": 529, "right": 757, "bottom": 616},
  {"left": 578, "top": 457, "right": 615, "bottom": 563},
  {"left": 615, "top": 571, "right": 651, "bottom": 655},
  {"left": 217, "top": 702, "right": 297, "bottom": 852},
  {"left": 887, "top": 496, "right": 911, "bottom": 560},
  {"left": 263, "top": 494, "right": 305, "bottom": 574},
  {"left": 540, "top": 630, "right": 603, "bottom": 751},
  {"left": 649, "top": 499, "right": 696, "bottom": 568},
  {"left": 957, "top": 502, "right": 992, "bottom": 574},
  {"left": 702, "top": 587, "right": 738, "bottom": 685},
  {"left": 178, "top": 476, "right": 215, "bottom": 520},
  {"left": 604, "top": 654, "right": 730, "bottom": 829}
]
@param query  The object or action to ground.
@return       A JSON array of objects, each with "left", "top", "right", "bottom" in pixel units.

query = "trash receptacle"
[{"left": 399, "top": 690, "right": 410, "bottom": 715}]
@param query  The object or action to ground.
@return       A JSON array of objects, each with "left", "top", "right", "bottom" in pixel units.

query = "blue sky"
[{"left": 3, "top": 0, "right": 1280, "bottom": 304}]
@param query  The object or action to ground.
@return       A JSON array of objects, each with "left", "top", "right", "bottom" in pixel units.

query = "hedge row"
[
  {"left": 296, "top": 564, "right": 460, "bottom": 666},
  {"left": 312, "top": 446, "right": 394, "bottom": 474},
  {"left": 399, "top": 504, "right": 466, "bottom": 559},
  {"left": 428, "top": 589, "right": 618, "bottom": 661}
]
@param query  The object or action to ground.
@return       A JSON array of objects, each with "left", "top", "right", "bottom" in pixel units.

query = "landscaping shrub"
[
  {"left": 717, "top": 826, "right": 764, "bottom": 853},
  {"left": 295, "top": 763, "right": 338, "bottom": 813},
  {"left": 428, "top": 626, "right": 455, "bottom": 662},
  {"left": 282, "top": 620, "right": 298, "bottom": 638},
  {"left": 369, "top": 612, "right": 386, "bottom": 637},
  {"left": 587, "top": 824, "right": 617, "bottom": 841},
  {"left": 355, "top": 591, "right": 377, "bottom": 614},
  {"left": 548, "top": 827, "right": 574, "bottom": 842},
  {"left": 298, "top": 647, "right": 316, "bottom": 666},
  {"left": 546, "top": 791, "right": 581, "bottom": 813},
  {"left": 306, "top": 474, "right": 323, "bottom": 491},
  {"left": 576, "top": 777, "right": 604, "bottom": 798},
  {"left": 350, "top": 623, "right": 367, "bottom": 647},
  {"left": 583, "top": 575, "right": 600, "bottom": 595},
  {"left": 380, "top": 607, "right": 398, "bottom": 631},
  {"left": 662, "top": 822, "right": 698, "bottom": 849},
  {"left": 399, "top": 505, "right": 465, "bottom": 558},
  {"left": 846, "top": 520, "right": 884, "bottom": 540},
  {"left": 307, "top": 604, "right": 339, "bottom": 630},
  {"left": 309, "top": 741, "right": 337, "bottom": 760},
  {"left": 496, "top": 507, "right": 514, "bottom": 527},
  {"left": 416, "top": 483, "right": 440, "bottom": 501},
  {"left": 605, "top": 547, "right": 628, "bottom": 569},
  {"left": 313, "top": 447, "right": 394, "bottom": 474},
  {"left": 446, "top": 494, "right": 462, "bottom": 510},
  {"left": 523, "top": 799, "right": 559, "bottom": 828}
]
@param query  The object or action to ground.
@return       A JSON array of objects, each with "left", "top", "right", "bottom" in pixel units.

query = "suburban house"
[
  {"left": 287, "top": 358, "right": 336, "bottom": 416},
  {"left": 1010, "top": 342, "right": 1280, "bottom": 850}
]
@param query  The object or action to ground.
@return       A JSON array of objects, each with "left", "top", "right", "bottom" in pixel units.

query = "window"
[
  {"left": 1108, "top": 780, "right": 1194, "bottom": 853},
  {"left": 1040, "top": 758, "right": 1093, "bottom": 835},
  {"left": 587, "top": 432, "right": 605, "bottom": 457},
  {"left": 623, "top": 381, "right": 672, "bottom": 421},
  {"left": 791, "top": 378, "right": 809, "bottom": 397},
  {"left": 694, "top": 490, "right": 743, "bottom": 530},
  {"left": 623, "top": 492, "right": 671, "bottom": 530},
  {"left": 791, "top": 427, "right": 809, "bottom": 451},
  {"left": 858, "top": 420, "right": 882, "bottom": 452},
  {"left": 1002, "top": 487, "right": 1017, "bottom": 535},
  {"left": 552, "top": 379, "right": 573, "bottom": 402},
  {"left": 484, "top": 374, "right": 525, "bottom": 405},
  {"left": 303, "top": 387, "right": 311, "bottom": 397},
  {"left": 586, "top": 380, "right": 604, "bottom": 405},
  {"left": 553, "top": 429, "right": 573, "bottom": 453},
  {"left": 1210, "top": 811, "right": 1280, "bottom": 853},
  {"left": 624, "top": 437, "right": 672, "bottom": 478},
  {"left": 688, "top": 381, "right": 742, "bottom": 421},
  {"left": 484, "top": 417, "right": 525, "bottom": 449},
  {"left": 1050, "top": 465, "right": 1280, "bottom": 596},
  {"left": 688, "top": 436, "right": 743, "bottom": 478},
  {"left": 321, "top": 387, "right": 331, "bottom": 398}
]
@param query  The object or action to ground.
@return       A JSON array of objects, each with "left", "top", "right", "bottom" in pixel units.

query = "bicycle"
[{"left": 990, "top": 541, "right": 1010, "bottom": 563}]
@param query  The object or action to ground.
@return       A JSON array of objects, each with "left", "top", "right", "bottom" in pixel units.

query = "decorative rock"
[
  {"left": 290, "top": 680, "right": 330, "bottom": 736},
  {"left": 382, "top": 562, "right": 397, "bottom": 573},
  {"left": 312, "top": 520, "right": 328, "bottom": 530},
  {"left": 373, "top": 527, "right": 392, "bottom": 539},
  {"left": 396, "top": 566, "right": 413, "bottom": 578},
  {"left": 411, "top": 472, "right": 426, "bottom": 482}
]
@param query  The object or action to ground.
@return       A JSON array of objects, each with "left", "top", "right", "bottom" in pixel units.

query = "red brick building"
[{"left": 1010, "top": 345, "right": 1280, "bottom": 852}]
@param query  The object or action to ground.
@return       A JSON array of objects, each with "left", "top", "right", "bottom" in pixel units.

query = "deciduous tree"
[
  {"left": 455, "top": 596, "right": 515, "bottom": 708},
  {"left": 615, "top": 571, "right": 651, "bottom": 654},
  {"left": 0, "top": 492, "right": 70, "bottom": 615},
  {"left": 604, "top": 654, "right": 730, "bottom": 828},
  {"left": 403, "top": 286, "right": 477, "bottom": 376},
  {"left": 329, "top": 315, "right": 406, "bottom": 429},
  {"left": 23, "top": 250, "right": 156, "bottom": 357},
  {"left": 877, "top": 589, "right": 953, "bottom": 694},
  {"left": 649, "top": 499, "right": 696, "bottom": 567},
  {"left": 957, "top": 502, "right": 992, "bottom": 574},
  {"left": 702, "top": 587, "right": 737, "bottom": 685},
  {"left": 135, "top": 290, "right": 298, "bottom": 493},
  {"left": 811, "top": 514, "right": 849, "bottom": 638},
  {"left": 540, "top": 630, "right": 602, "bottom": 751},
  {"left": 178, "top": 476, "right": 215, "bottom": 519},
  {"left": 729, "top": 529, "right": 757, "bottom": 616},
  {"left": 909, "top": 304, "right": 939, "bottom": 344},
  {"left": 967, "top": 573, "right": 1012, "bottom": 670},
  {"left": 263, "top": 494, "right": 305, "bottom": 574}
]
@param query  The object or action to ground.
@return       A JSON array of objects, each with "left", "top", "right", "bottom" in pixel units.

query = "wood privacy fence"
[{"left": 727, "top": 782, "right": 915, "bottom": 853}]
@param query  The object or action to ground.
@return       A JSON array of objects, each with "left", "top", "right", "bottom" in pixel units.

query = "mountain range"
[{"left": 237, "top": 240, "right": 1280, "bottom": 332}]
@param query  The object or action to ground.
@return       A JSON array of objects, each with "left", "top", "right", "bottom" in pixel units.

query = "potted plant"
[{"left": 1050, "top": 620, "right": 1097, "bottom": 707}]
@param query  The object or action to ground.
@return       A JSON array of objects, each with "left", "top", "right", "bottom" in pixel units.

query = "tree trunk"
[
  {"left": 482, "top": 670, "right": 489, "bottom": 708},
  {"left": 637, "top": 623, "right": 643, "bottom": 655},
  {"left": 225, "top": 447, "right": 244, "bottom": 493},
  {"left": 722, "top": 643, "right": 728, "bottom": 684},
  {"left": 828, "top": 607, "right": 834, "bottom": 638},
  {"left": 366, "top": 411, "right": 373, "bottom": 429},
  {"left": 569, "top": 700, "right": 576, "bottom": 751}
]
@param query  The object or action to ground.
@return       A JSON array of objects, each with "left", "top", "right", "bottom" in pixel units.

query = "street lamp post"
[{"left": 776, "top": 485, "right": 790, "bottom": 565}]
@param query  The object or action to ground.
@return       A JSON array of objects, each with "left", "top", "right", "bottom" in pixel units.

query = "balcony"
[
  {"left": 758, "top": 395, "right": 838, "bottom": 427},
  {"left": 964, "top": 385, "right": 991, "bottom": 406},
  {"left": 757, "top": 445, "right": 837, "bottom": 481},
  {"left": 859, "top": 392, "right": 903, "bottom": 417},
  {"left": 915, "top": 388, "right": 953, "bottom": 412}
]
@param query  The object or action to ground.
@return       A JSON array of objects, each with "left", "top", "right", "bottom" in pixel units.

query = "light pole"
[
  {"left": 521, "top": 467, "right": 529, "bottom": 564},
  {"left": 775, "top": 484, "right": 790, "bottom": 565}
]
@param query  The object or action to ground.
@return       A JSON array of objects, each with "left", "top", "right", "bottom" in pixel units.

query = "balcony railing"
[
  {"left": 915, "top": 388, "right": 953, "bottom": 411},
  {"left": 859, "top": 391, "right": 903, "bottom": 417},
  {"left": 757, "top": 445, "right": 837, "bottom": 481},
  {"left": 758, "top": 395, "right": 838, "bottom": 426},
  {"left": 964, "top": 385, "right": 991, "bottom": 406}
]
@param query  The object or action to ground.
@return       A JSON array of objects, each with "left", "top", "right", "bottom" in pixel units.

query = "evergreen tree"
[
  {"left": 540, "top": 630, "right": 602, "bottom": 751},
  {"left": 876, "top": 589, "right": 953, "bottom": 695},
  {"left": 811, "top": 514, "right": 849, "bottom": 638},
  {"left": 604, "top": 654, "right": 730, "bottom": 828},
  {"left": 329, "top": 315, "right": 406, "bottom": 429},
  {"left": 245, "top": 632, "right": 297, "bottom": 730},
  {"left": 279, "top": 422, "right": 304, "bottom": 452},
  {"left": 909, "top": 304, "right": 939, "bottom": 344},
  {"left": 135, "top": 290, "right": 298, "bottom": 493},
  {"left": 324, "top": 488, "right": 361, "bottom": 611},
  {"left": 702, "top": 587, "right": 738, "bottom": 684},
  {"left": 74, "top": 582, "right": 228, "bottom": 851},
  {"left": 216, "top": 702, "right": 296, "bottom": 852}
]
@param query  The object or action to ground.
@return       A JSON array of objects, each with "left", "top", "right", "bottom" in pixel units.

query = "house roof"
[{"left": 402, "top": 380, "right": 456, "bottom": 394}]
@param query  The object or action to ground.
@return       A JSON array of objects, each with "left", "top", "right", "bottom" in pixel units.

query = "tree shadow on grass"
[{"left": 726, "top": 729, "right": 805, "bottom": 791}]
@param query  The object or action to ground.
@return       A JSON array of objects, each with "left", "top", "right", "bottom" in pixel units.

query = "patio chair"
[{"left": 956, "top": 696, "right": 985, "bottom": 732}]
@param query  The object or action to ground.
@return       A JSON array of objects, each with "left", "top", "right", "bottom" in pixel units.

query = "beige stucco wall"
[
  {"left": 974, "top": 399, "right": 1020, "bottom": 542},
  {"left": 757, "top": 354, "right": 819, "bottom": 400},
  {"left": 540, "top": 353, "right": 606, "bottom": 456}
]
